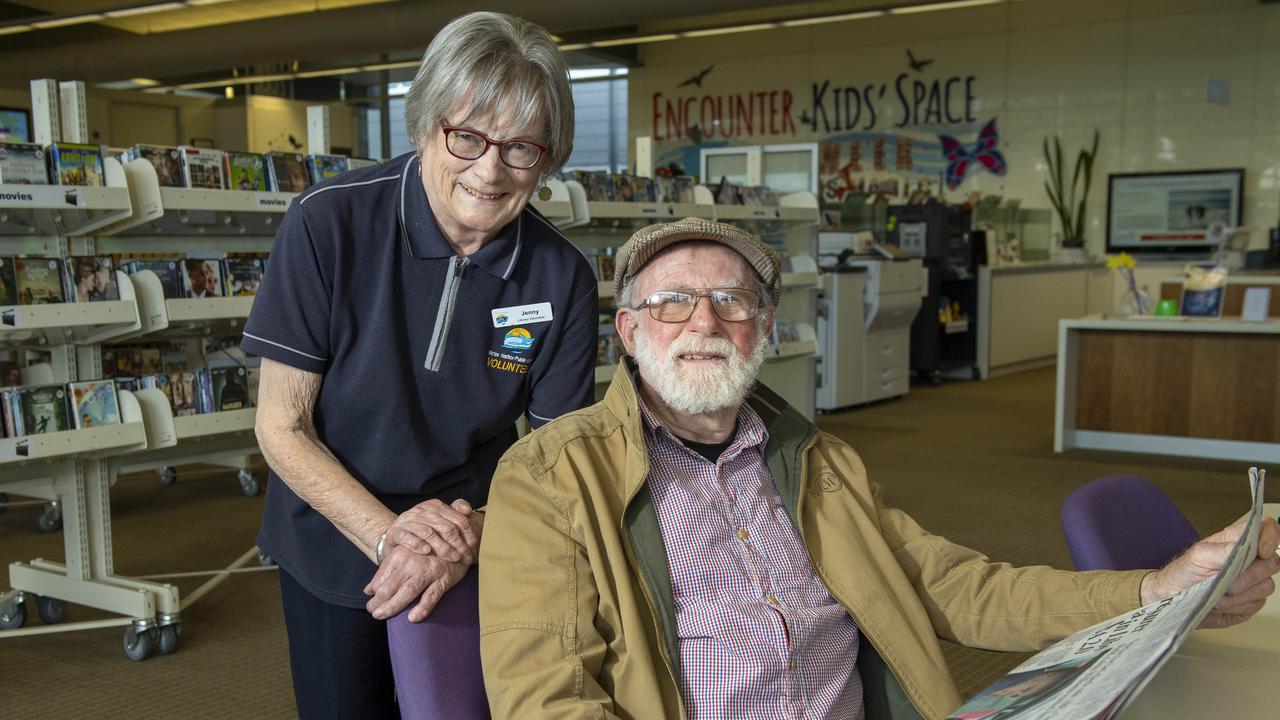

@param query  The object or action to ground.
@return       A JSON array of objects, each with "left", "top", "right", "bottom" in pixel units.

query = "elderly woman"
[{"left": 242, "top": 12, "right": 596, "bottom": 719}]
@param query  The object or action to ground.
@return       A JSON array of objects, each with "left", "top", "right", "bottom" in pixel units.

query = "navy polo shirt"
[{"left": 241, "top": 152, "right": 598, "bottom": 608}]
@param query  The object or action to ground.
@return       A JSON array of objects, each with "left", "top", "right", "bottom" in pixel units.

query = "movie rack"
[{"left": 0, "top": 157, "right": 134, "bottom": 238}]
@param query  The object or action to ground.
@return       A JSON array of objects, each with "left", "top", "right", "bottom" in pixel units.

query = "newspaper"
[{"left": 948, "top": 467, "right": 1267, "bottom": 720}]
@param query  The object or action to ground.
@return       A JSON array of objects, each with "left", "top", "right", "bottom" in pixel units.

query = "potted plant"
[{"left": 1043, "top": 130, "right": 1099, "bottom": 248}]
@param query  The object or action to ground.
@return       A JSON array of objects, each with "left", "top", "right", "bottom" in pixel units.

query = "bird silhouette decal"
[
  {"left": 906, "top": 49, "right": 934, "bottom": 73},
  {"left": 678, "top": 65, "right": 715, "bottom": 88}
]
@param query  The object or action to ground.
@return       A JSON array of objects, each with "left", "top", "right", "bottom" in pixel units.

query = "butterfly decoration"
[{"left": 938, "top": 118, "right": 1006, "bottom": 190}]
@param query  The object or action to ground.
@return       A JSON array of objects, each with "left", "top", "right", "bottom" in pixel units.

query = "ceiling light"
[
  {"left": 558, "top": 42, "right": 590, "bottom": 51},
  {"left": 359, "top": 61, "right": 420, "bottom": 73},
  {"left": 31, "top": 14, "right": 104, "bottom": 29},
  {"left": 780, "top": 10, "right": 887, "bottom": 27},
  {"left": 184, "top": 0, "right": 240, "bottom": 5},
  {"left": 296, "top": 67, "right": 361, "bottom": 79},
  {"left": 888, "top": 0, "right": 1003, "bottom": 15},
  {"left": 0, "top": 24, "right": 32, "bottom": 35},
  {"left": 591, "top": 33, "right": 679, "bottom": 48},
  {"left": 683, "top": 23, "right": 777, "bottom": 38},
  {"left": 105, "top": 2, "right": 184, "bottom": 17}
]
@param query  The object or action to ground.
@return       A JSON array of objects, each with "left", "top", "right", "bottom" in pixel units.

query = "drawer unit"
[
  {"left": 865, "top": 329, "right": 910, "bottom": 372},
  {"left": 866, "top": 373, "right": 910, "bottom": 402}
]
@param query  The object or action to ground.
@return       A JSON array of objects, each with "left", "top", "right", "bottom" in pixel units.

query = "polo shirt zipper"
[{"left": 423, "top": 255, "right": 468, "bottom": 372}]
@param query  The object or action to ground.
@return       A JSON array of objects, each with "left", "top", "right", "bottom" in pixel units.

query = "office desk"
[
  {"left": 1055, "top": 315, "right": 1280, "bottom": 464},
  {"left": 1121, "top": 502, "right": 1280, "bottom": 719}
]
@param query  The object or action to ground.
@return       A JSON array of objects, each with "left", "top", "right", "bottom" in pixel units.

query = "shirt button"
[
  {"left": 737, "top": 528, "right": 749, "bottom": 541},
  {"left": 789, "top": 659, "right": 798, "bottom": 672},
  {"left": 767, "top": 594, "right": 779, "bottom": 606}
]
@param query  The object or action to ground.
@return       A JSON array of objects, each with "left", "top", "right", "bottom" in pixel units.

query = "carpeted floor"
[{"left": 1, "top": 367, "right": 1270, "bottom": 718}]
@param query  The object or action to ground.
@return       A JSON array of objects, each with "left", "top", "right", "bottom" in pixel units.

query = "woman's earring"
[{"left": 537, "top": 184, "right": 552, "bottom": 201}]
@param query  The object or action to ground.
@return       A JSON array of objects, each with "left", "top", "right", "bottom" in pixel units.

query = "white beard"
[{"left": 633, "top": 320, "right": 770, "bottom": 415}]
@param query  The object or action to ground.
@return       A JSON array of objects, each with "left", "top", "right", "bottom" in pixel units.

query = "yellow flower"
[{"left": 1106, "top": 252, "right": 1136, "bottom": 271}]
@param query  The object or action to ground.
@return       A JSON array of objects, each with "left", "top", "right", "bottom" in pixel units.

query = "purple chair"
[
  {"left": 387, "top": 566, "right": 491, "bottom": 720},
  {"left": 1061, "top": 475, "right": 1199, "bottom": 571}
]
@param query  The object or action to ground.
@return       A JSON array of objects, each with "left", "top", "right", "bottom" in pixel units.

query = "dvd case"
[
  {"left": 18, "top": 384, "right": 70, "bottom": 435},
  {"left": 211, "top": 366, "right": 250, "bottom": 411},
  {"left": 65, "top": 256, "right": 119, "bottom": 303},
  {"left": 181, "top": 257, "right": 224, "bottom": 298},
  {"left": 69, "top": 379, "right": 121, "bottom": 429},
  {"left": 122, "top": 258, "right": 184, "bottom": 299},
  {"left": 179, "top": 146, "right": 227, "bottom": 190},
  {"left": 48, "top": 142, "right": 104, "bottom": 187},
  {"left": 0, "top": 257, "right": 16, "bottom": 305},
  {"left": 0, "top": 142, "right": 49, "bottom": 185},
  {"left": 267, "top": 152, "right": 311, "bottom": 193},
  {"left": 14, "top": 257, "right": 65, "bottom": 304},
  {"left": 306, "top": 154, "right": 350, "bottom": 185},
  {"left": 223, "top": 257, "right": 264, "bottom": 296},
  {"left": 122, "top": 144, "right": 183, "bottom": 187},
  {"left": 225, "top": 151, "right": 268, "bottom": 192}
]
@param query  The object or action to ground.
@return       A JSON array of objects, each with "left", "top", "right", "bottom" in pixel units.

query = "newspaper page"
[{"left": 948, "top": 467, "right": 1266, "bottom": 720}]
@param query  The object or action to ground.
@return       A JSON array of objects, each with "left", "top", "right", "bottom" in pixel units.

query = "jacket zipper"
[
  {"left": 794, "top": 440, "right": 930, "bottom": 720},
  {"left": 423, "top": 255, "right": 468, "bottom": 372},
  {"left": 619, "top": 501, "right": 687, "bottom": 720}
]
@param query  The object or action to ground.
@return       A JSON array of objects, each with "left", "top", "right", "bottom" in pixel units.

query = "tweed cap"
[{"left": 613, "top": 217, "right": 782, "bottom": 306}]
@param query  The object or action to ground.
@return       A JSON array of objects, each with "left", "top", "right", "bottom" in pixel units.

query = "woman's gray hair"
[{"left": 404, "top": 12, "right": 574, "bottom": 173}]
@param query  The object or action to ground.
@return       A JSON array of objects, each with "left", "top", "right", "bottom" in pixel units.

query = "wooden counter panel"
[{"left": 1074, "top": 330, "right": 1280, "bottom": 442}]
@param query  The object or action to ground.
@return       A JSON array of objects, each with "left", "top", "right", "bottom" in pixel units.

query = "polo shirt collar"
[{"left": 398, "top": 154, "right": 525, "bottom": 280}]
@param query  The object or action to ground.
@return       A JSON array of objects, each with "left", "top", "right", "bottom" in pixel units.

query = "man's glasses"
[
  {"left": 440, "top": 122, "right": 548, "bottom": 170},
  {"left": 635, "top": 288, "right": 762, "bottom": 323}
]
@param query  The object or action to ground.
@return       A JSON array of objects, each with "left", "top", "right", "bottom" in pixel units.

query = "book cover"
[
  {"left": 211, "top": 366, "right": 250, "bottom": 411},
  {"left": 223, "top": 257, "right": 264, "bottom": 296},
  {"left": 124, "top": 144, "right": 183, "bottom": 187},
  {"left": 48, "top": 142, "right": 104, "bottom": 186},
  {"left": 267, "top": 152, "right": 311, "bottom": 193},
  {"left": 179, "top": 146, "right": 227, "bottom": 189},
  {"left": 18, "top": 384, "right": 70, "bottom": 435},
  {"left": 123, "top": 258, "right": 184, "bottom": 299},
  {"left": 225, "top": 151, "right": 268, "bottom": 192},
  {"left": 0, "top": 142, "right": 49, "bottom": 185},
  {"left": 0, "top": 256, "right": 16, "bottom": 305},
  {"left": 306, "top": 154, "right": 350, "bottom": 185},
  {"left": 14, "top": 257, "right": 65, "bottom": 304},
  {"left": 181, "top": 258, "right": 224, "bottom": 298},
  {"left": 65, "top": 256, "right": 120, "bottom": 302},
  {"left": 69, "top": 378, "right": 121, "bottom": 429}
]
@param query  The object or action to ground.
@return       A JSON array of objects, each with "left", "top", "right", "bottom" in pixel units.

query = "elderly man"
[{"left": 477, "top": 217, "right": 1280, "bottom": 720}]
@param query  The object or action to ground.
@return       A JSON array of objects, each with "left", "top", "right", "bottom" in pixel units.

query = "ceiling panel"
[{"left": 9, "top": 0, "right": 392, "bottom": 34}]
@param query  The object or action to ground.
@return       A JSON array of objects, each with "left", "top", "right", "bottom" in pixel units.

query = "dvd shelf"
[{"left": 1, "top": 133, "right": 273, "bottom": 660}]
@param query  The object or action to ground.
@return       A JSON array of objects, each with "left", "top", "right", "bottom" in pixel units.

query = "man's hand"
[
  {"left": 383, "top": 498, "right": 481, "bottom": 564},
  {"left": 1140, "top": 516, "right": 1280, "bottom": 628},
  {"left": 363, "top": 544, "right": 469, "bottom": 622}
]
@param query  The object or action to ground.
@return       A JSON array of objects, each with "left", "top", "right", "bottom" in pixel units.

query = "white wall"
[{"left": 628, "top": 0, "right": 1280, "bottom": 253}]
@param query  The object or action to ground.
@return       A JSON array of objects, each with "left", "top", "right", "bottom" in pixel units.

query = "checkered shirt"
[{"left": 640, "top": 399, "right": 864, "bottom": 720}]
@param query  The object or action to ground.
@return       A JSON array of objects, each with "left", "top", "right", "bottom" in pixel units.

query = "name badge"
[{"left": 492, "top": 302, "right": 553, "bottom": 328}]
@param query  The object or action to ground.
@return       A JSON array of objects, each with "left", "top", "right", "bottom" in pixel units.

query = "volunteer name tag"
[{"left": 492, "top": 302, "right": 553, "bottom": 328}]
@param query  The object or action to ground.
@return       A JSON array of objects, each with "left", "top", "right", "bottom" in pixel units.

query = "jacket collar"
[
  {"left": 603, "top": 356, "right": 817, "bottom": 505},
  {"left": 398, "top": 153, "right": 525, "bottom": 279}
]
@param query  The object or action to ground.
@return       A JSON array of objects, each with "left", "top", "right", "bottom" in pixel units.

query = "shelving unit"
[
  {"left": 1, "top": 143, "right": 280, "bottom": 659},
  {"left": 556, "top": 178, "right": 822, "bottom": 417}
]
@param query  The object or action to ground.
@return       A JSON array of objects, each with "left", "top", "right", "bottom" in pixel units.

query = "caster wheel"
[
  {"left": 35, "top": 596, "right": 66, "bottom": 625},
  {"left": 238, "top": 470, "right": 260, "bottom": 497},
  {"left": 156, "top": 624, "right": 179, "bottom": 656},
  {"left": 36, "top": 503, "right": 62, "bottom": 533},
  {"left": 257, "top": 550, "right": 275, "bottom": 567},
  {"left": 0, "top": 597, "right": 26, "bottom": 630},
  {"left": 158, "top": 467, "right": 177, "bottom": 485},
  {"left": 123, "top": 625, "right": 156, "bottom": 662}
]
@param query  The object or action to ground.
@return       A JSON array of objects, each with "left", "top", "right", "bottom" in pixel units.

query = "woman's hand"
[
  {"left": 364, "top": 544, "right": 470, "bottom": 622},
  {"left": 384, "top": 498, "right": 481, "bottom": 564}
]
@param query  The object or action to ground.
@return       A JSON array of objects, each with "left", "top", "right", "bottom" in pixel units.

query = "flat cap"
[{"left": 613, "top": 217, "right": 782, "bottom": 306}]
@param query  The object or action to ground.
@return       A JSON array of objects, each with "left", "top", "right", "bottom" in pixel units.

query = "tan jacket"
[{"left": 479, "top": 364, "right": 1147, "bottom": 720}]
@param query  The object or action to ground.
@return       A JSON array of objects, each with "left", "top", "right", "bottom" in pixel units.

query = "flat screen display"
[
  {"left": 1106, "top": 169, "right": 1244, "bottom": 254},
  {"left": 0, "top": 108, "right": 30, "bottom": 142}
]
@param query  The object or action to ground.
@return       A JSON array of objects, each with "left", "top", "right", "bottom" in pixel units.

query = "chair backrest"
[{"left": 1061, "top": 475, "right": 1199, "bottom": 571}]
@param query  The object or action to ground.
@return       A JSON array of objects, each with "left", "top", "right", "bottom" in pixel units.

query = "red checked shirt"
[{"left": 640, "top": 398, "right": 864, "bottom": 720}]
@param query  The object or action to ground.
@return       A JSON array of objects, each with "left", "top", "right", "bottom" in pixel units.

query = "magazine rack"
[{"left": 0, "top": 157, "right": 134, "bottom": 237}]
